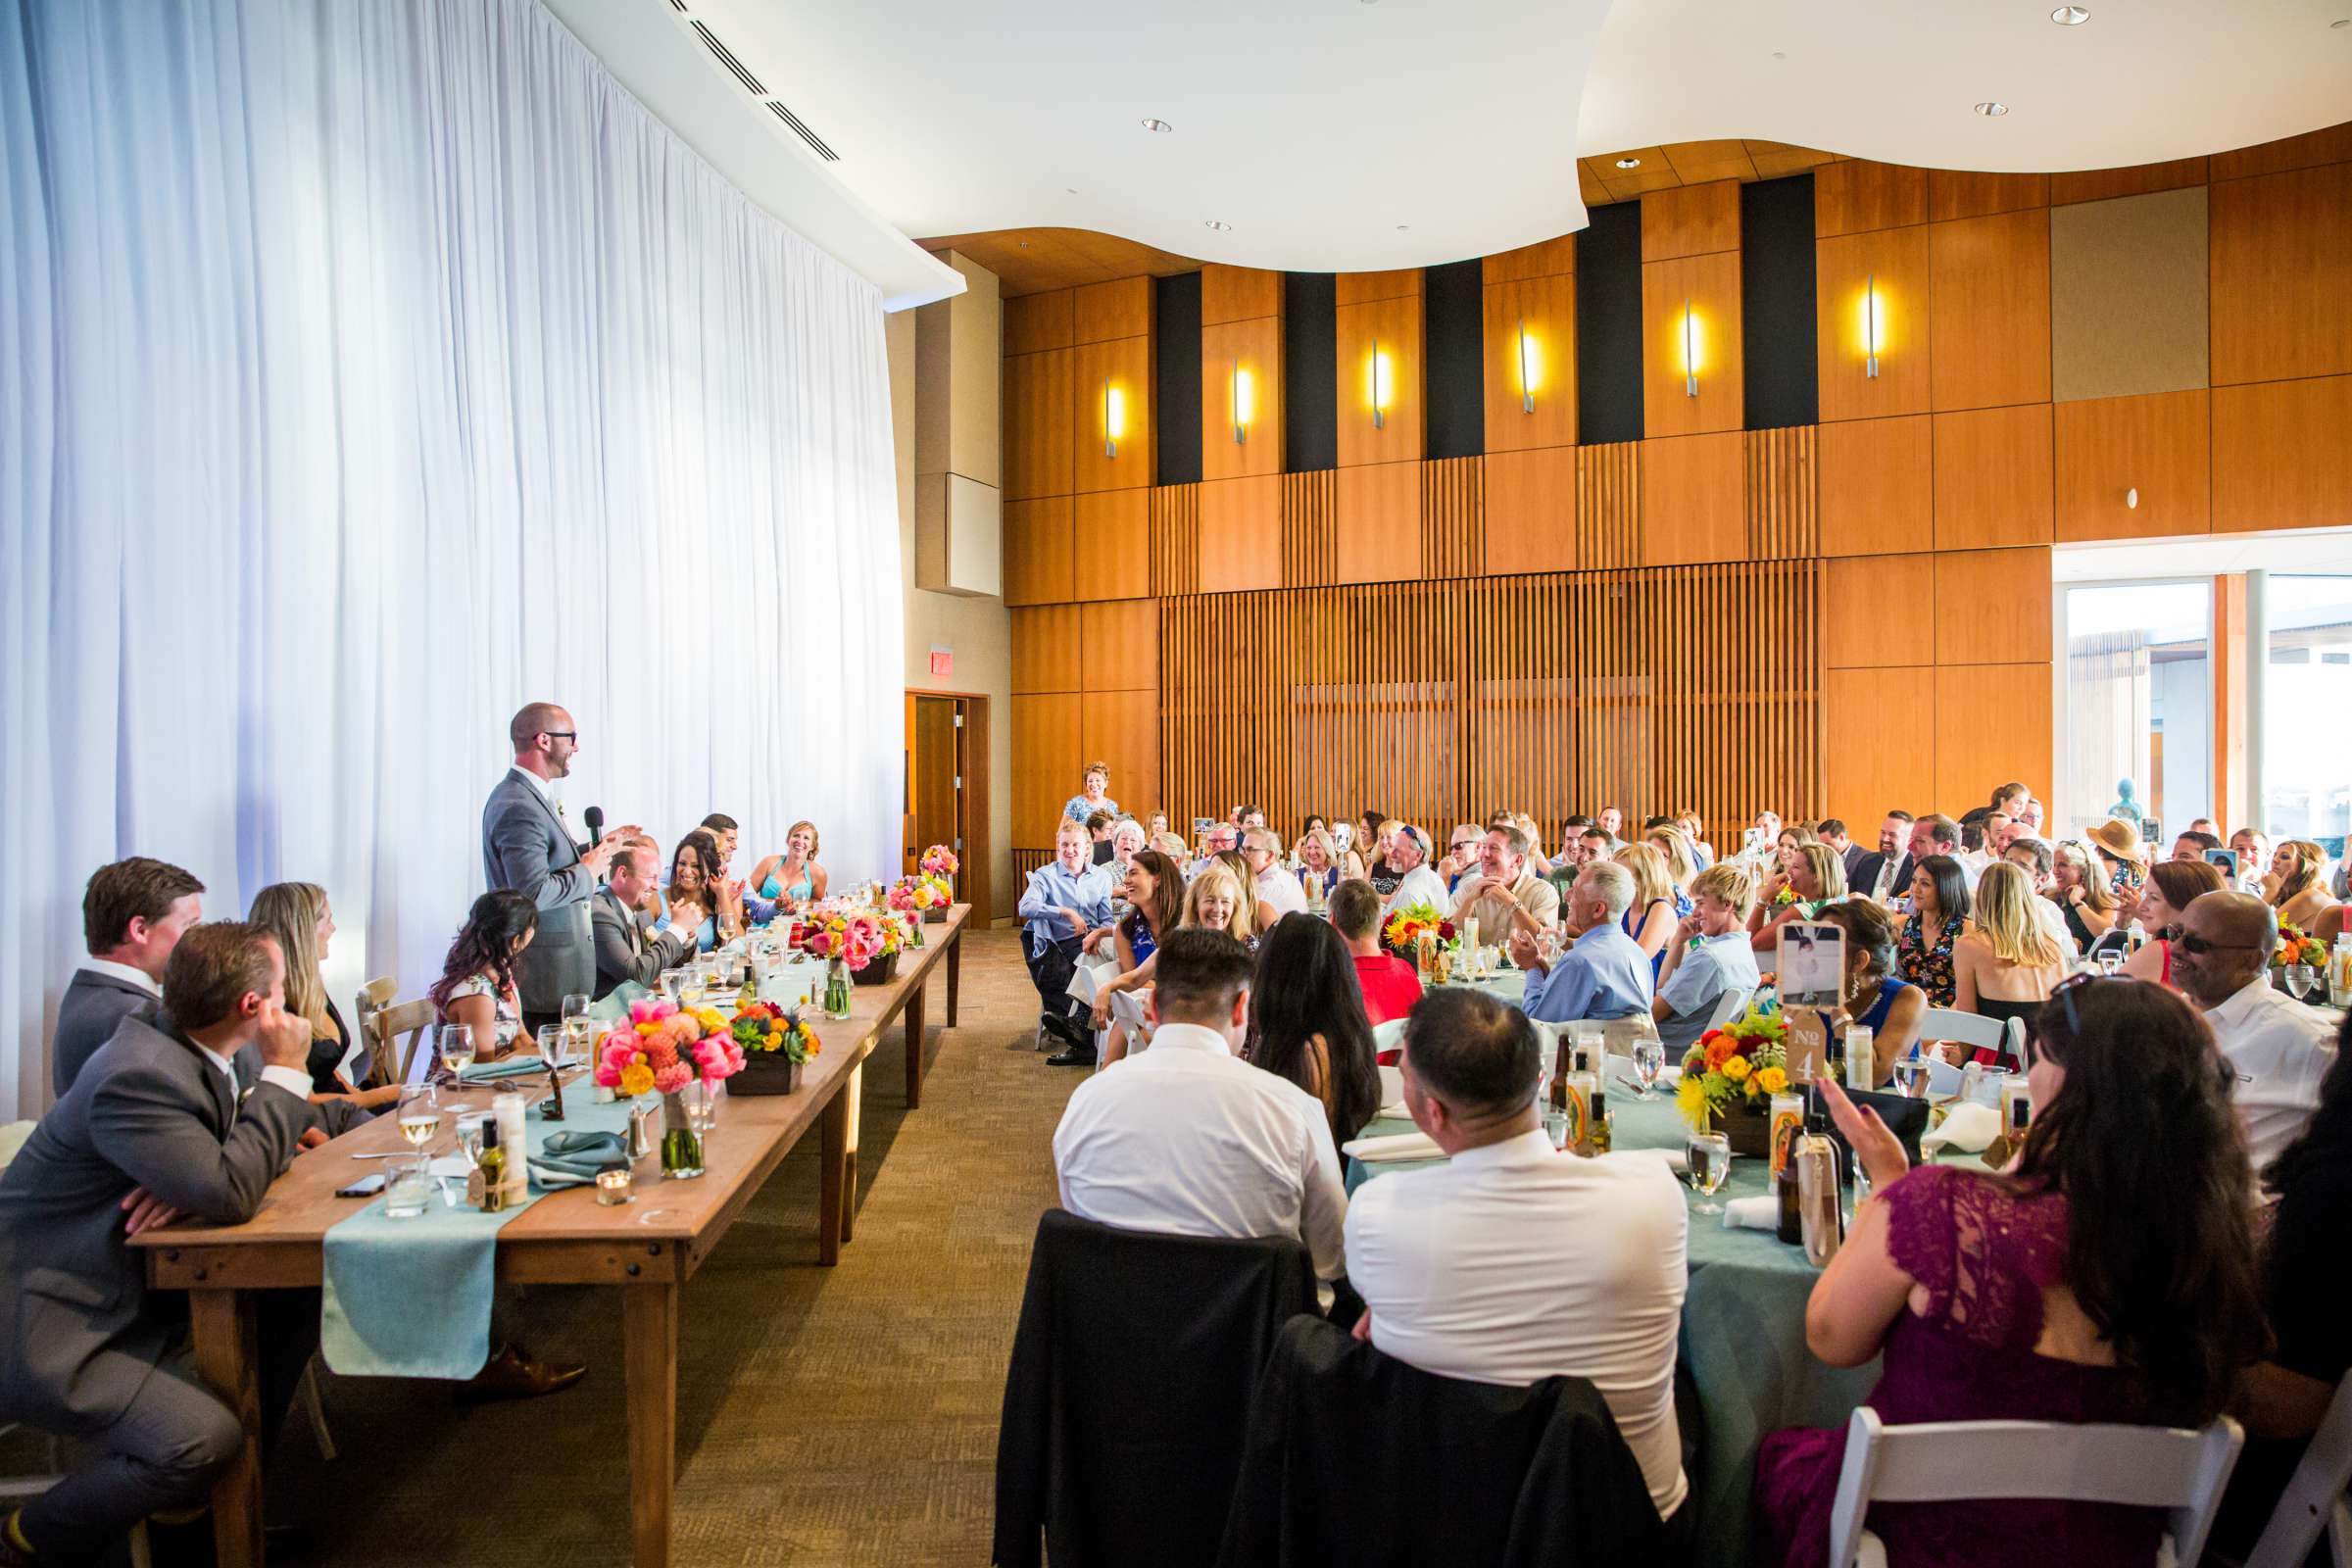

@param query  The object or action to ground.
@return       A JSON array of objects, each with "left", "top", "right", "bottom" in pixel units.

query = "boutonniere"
[{"left": 556, "top": 800, "right": 567, "bottom": 819}]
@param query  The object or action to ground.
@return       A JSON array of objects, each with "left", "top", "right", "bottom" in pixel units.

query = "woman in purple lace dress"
[{"left": 1756, "top": 977, "right": 2267, "bottom": 1568}]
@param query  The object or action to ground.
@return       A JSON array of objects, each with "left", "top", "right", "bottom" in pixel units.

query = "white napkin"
[
  {"left": 425, "top": 1153, "right": 472, "bottom": 1179},
  {"left": 1723, "top": 1195, "right": 1780, "bottom": 1230},
  {"left": 1343, "top": 1130, "right": 1444, "bottom": 1163},
  {"left": 1922, "top": 1102, "right": 1999, "bottom": 1153},
  {"left": 1376, "top": 1064, "right": 1405, "bottom": 1116}
]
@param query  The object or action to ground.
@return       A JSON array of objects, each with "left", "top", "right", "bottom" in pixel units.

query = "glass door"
[{"left": 2059, "top": 581, "right": 2211, "bottom": 842}]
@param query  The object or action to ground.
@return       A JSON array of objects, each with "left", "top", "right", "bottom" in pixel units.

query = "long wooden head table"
[{"left": 131, "top": 903, "right": 968, "bottom": 1568}]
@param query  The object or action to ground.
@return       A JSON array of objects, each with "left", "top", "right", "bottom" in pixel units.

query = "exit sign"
[{"left": 928, "top": 645, "right": 953, "bottom": 677}]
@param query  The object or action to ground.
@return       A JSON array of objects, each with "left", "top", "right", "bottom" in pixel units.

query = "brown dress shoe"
[{"left": 457, "top": 1343, "right": 587, "bottom": 1403}]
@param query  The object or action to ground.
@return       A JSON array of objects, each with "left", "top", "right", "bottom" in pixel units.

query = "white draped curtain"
[
  {"left": 0, "top": 0, "right": 905, "bottom": 1116},
  {"left": 2064, "top": 630, "right": 2152, "bottom": 838}
]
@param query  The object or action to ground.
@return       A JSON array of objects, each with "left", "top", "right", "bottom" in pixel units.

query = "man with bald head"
[
  {"left": 2171, "top": 891, "right": 2334, "bottom": 1175},
  {"left": 484, "top": 701, "right": 636, "bottom": 1032}
]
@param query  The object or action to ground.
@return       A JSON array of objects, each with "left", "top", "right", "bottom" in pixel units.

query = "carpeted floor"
[{"left": 268, "top": 927, "right": 1071, "bottom": 1566}]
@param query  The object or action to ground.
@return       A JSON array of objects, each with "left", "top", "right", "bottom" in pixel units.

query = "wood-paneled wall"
[{"left": 1001, "top": 123, "right": 2352, "bottom": 860}]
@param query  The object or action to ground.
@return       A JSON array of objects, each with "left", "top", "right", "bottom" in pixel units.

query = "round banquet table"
[{"left": 1348, "top": 1091, "right": 1885, "bottom": 1568}]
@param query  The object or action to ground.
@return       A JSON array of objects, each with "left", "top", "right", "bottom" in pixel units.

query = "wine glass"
[
  {"left": 437, "top": 1022, "right": 475, "bottom": 1099},
  {"left": 660, "top": 967, "right": 685, "bottom": 1004},
  {"left": 396, "top": 1084, "right": 441, "bottom": 1166},
  {"left": 1632, "top": 1040, "right": 1666, "bottom": 1099},
  {"left": 1892, "top": 1054, "right": 1930, "bottom": 1100},
  {"left": 2287, "top": 963, "right": 2318, "bottom": 1002},
  {"left": 1686, "top": 1131, "right": 1731, "bottom": 1213},
  {"left": 1542, "top": 1103, "right": 1570, "bottom": 1152},
  {"left": 679, "top": 965, "right": 707, "bottom": 1006},
  {"left": 535, "top": 1024, "right": 564, "bottom": 1069}
]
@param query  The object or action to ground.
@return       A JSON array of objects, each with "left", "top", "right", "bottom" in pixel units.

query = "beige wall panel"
[
  {"left": 1001, "top": 496, "right": 1073, "bottom": 607},
  {"left": 1641, "top": 432, "right": 1746, "bottom": 566},
  {"left": 1482, "top": 448, "right": 1578, "bottom": 576},
  {"left": 1333, "top": 463, "right": 1425, "bottom": 583},
  {"left": 1935, "top": 548, "right": 2052, "bottom": 665},
  {"left": 2053, "top": 390, "right": 2212, "bottom": 542},
  {"left": 1012, "top": 693, "right": 1083, "bottom": 846},
  {"left": 2049, "top": 186, "right": 2209, "bottom": 403},
  {"left": 1079, "top": 600, "right": 1156, "bottom": 684},
  {"left": 1081, "top": 690, "right": 1159, "bottom": 814},
  {"left": 1010, "top": 606, "right": 1081, "bottom": 694},
  {"left": 1929, "top": 209, "right": 2051, "bottom": 412},
  {"left": 2210, "top": 162, "right": 2352, "bottom": 386},
  {"left": 1197, "top": 476, "right": 1284, "bottom": 592},
  {"left": 1072, "top": 276, "right": 1152, "bottom": 345},
  {"left": 1936, "top": 664, "right": 2052, "bottom": 813},
  {"left": 1003, "top": 289, "right": 1074, "bottom": 356},
  {"left": 2212, "top": 376, "right": 2352, "bottom": 533},
  {"left": 1933, "top": 405, "right": 2054, "bottom": 550}
]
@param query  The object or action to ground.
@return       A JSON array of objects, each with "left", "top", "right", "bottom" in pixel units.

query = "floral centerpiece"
[
  {"left": 1382, "top": 902, "right": 1451, "bottom": 952},
  {"left": 594, "top": 999, "right": 745, "bottom": 1176},
  {"left": 2274, "top": 923, "right": 2328, "bottom": 972},
  {"left": 728, "top": 1000, "right": 819, "bottom": 1095},
  {"left": 1674, "top": 997, "right": 1792, "bottom": 1153},
  {"left": 919, "top": 844, "right": 958, "bottom": 879},
  {"left": 890, "top": 872, "right": 953, "bottom": 928}
]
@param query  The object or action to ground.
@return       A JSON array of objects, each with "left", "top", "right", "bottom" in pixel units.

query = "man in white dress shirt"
[
  {"left": 1052, "top": 928, "right": 1348, "bottom": 1294},
  {"left": 1344, "top": 988, "right": 1690, "bottom": 1523},
  {"left": 1242, "top": 828, "right": 1308, "bottom": 920},
  {"left": 1379, "top": 826, "right": 1450, "bottom": 913},
  {"left": 2172, "top": 892, "right": 2334, "bottom": 1178}
]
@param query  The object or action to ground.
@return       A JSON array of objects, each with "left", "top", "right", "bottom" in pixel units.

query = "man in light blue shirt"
[
  {"left": 1510, "top": 861, "right": 1654, "bottom": 1023},
  {"left": 1652, "top": 862, "right": 1762, "bottom": 1053},
  {"left": 1018, "top": 819, "right": 1115, "bottom": 1064}
]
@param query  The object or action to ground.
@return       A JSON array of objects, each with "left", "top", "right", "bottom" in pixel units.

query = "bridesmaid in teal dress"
[{"left": 751, "top": 820, "right": 828, "bottom": 907}]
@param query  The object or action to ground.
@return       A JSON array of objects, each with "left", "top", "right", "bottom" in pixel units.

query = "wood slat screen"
[
  {"left": 1745, "top": 425, "right": 1819, "bottom": 559},
  {"left": 1420, "top": 456, "right": 1487, "bottom": 580},
  {"left": 1156, "top": 559, "right": 1823, "bottom": 850},
  {"left": 1150, "top": 484, "right": 1200, "bottom": 597},
  {"left": 1280, "top": 470, "right": 1337, "bottom": 587},
  {"left": 1576, "top": 442, "right": 1642, "bottom": 568}
]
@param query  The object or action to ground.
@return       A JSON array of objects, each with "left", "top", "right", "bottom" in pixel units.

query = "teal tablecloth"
[
  {"left": 320, "top": 1081, "right": 641, "bottom": 1380},
  {"left": 1348, "top": 1093, "right": 1876, "bottom": 1568}
]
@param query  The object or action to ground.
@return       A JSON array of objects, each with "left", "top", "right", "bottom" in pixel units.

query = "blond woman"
[
  {"left": 2267, "top": 838, "right": 2337, "bottom": 932},
  {"left": 1951, "top": 860, "right": 2067, "bottom": 1067},
  {"left": 1614, "top": 842, "right": 1682, "bottom": 974},
  {"left": 248, "top": 881, "right": 402, "bottom": 1111}
]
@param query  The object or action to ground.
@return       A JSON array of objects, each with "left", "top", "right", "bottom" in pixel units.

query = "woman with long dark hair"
[
  {"left": 1893, "top": 854, "right": 1971, "bottom": 1006},
  {"left": 429, "top": 890, "right": 539, "bottom": 1065},
  {"left": 1087, "top": 849, "right": 1187, "bottom": 1066},
  {"left": 1246, "top": 912, "right": 1382, "bottom": 1147},
  {"left": 2212, "top": 1013, "right": 2352, "bottom": 1555},
  {"left": 1756, "top": 977, "right": 2267, "bottom": 1568},
  {"left": 660, "top": 830, "right": 735, "bottom": 952},
  {"left": 2118, "top": 858, "right": 2226, "bottom": 989}
]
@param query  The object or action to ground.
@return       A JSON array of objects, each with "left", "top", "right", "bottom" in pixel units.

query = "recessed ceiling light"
[
  {"left": 1203, "top": 220, "right": 1232, "bottom": 231},
  {"left": 1140, "top": 118, "right": 1172, "bottom": 133},
  {"left": 1615, "top": 156, "right": 1642, "bottom": 169},
  {"left": 1975, "top": 100, "right": 2010, "bottom": 116},
  {"left": 2051, "top": 5, "right": 2089, "bottom": 24}
]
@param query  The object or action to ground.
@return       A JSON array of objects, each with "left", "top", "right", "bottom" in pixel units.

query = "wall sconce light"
[
  {"left": 1863, "top": 272, "right": 1883, "bottom": 379},
  {"left": 1102, "top": 379, "right": 1124, "bottom": 458},
  {"left": 1232, "top": 361, "right": 1253, "bottom": 445},
  {"left": 1517, "top": 317, "right": 1539, "bottom": 414},
  {"left": 1681, "top": 297, "right": 1700, "bottom": 398},
  {"left": 1370, "top": 340, "right": 1393, "bottom": 429}
]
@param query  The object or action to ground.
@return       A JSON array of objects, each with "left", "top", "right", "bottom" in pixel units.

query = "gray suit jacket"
[
  {"left": 0, "top": 1012, "right": 311, "bottom": 1428},
  {"left": 591, "top": 888, "right": 692, "bottom": 1001},
  {"left": 481, "top": 767, "right": 595, "bottom": 1011},
  {"left": 50, "top": 969, "right": 157, "bottom": 1100}
]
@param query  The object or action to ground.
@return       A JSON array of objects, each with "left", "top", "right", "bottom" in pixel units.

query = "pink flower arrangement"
[
  {"left": 919, "top": 844, "right": 958, "bottom": 878},
  {"left": 594, "top": 997, "right": 742, "bottom": 1097},
  {"left": 806, "top": 910, "right": 886, "bottom": 972}
]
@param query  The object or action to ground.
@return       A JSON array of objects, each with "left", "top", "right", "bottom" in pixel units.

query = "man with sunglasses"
[
  {"left": 484, "top": 701, "right": 637, "bottom": 1032},
  {"left": 2168, "top": 891, "right": 2333, "bottom": 1176},
  {"left": 1379, "top": 825, "right": 1449, "bottom": 914}
]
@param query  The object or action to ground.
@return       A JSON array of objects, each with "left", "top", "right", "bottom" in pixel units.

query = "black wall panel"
[
  {"left": 1575, "top": 201, "right": 1644, "bottom": 446},
  {"left": 1740, "top": 174, "right": 1819, "bottom": 430},
  {"left": 1154, "top": 270, "right": 1202, "bottom": 486},
  {"left": 1424, "top": 259, "right": 1486, "bottom": 460},
  {"left": 1283, "top": 271, "right": 1339, "bottom": 472}
]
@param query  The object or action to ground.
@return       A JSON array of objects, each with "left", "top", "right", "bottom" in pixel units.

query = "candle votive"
[{"left": 595, "top": 1168, "right": 634, "bottom": 1205}]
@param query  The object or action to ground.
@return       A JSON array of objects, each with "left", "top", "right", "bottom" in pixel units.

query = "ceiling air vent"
[
  {"left": 767, "top": 100, "right": 840, "bottom": 162},
  {"left": 688, "top": 20, "right": 765, "bottom": 96}
]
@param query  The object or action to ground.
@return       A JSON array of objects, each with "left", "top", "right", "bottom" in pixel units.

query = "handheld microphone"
[{"left": 583, "top": 805, "right": 606, "bottom": 856}]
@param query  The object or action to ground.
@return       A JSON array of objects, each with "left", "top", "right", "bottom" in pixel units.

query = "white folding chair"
[
  {"left": 1372, "top": 1017, "right": 1408, "bottom": 1060},
  {"left": 1826, "top": 1406, "right": 2242, "bottom": 1568},
  {"left": 2245, "top": 1371, "right": 2352, "bottom": 1568},
  {"left": 1704, "top": 985, "right": 1754, "bottom": 1030},
  {"left": 1916, "top": 1006, "right": 2026, "bottom": 1065}
]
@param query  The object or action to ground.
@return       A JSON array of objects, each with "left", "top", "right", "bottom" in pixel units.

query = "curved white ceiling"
[{"left": 664, "top": 0, "right": 2352, "bottom": 273}]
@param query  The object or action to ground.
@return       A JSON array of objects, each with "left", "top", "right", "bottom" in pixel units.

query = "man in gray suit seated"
[
  {"left": 482, "top": 702, "right": 633, "bottom": 1033},
  {"left": 0, "top": 921, "right": 319, "bottom": 1564},
  {"left": 593, "top": 842, "right": 702, "bottom": 1001},
  {"left": 50, "top": 858, "right": 205, "bottom": 1099}
]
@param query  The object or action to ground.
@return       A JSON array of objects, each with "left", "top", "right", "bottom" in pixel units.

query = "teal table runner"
[{"left": 320, "top": 1084, "right": 641, "bottom": 1379}]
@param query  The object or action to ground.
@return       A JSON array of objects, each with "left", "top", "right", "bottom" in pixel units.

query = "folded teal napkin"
[
  {"left": 529, "top": 1131, "right": 628, "bottom": 1190},
  {"left": 458, "top": 1054, "right": 546, "bottom": 1083}
]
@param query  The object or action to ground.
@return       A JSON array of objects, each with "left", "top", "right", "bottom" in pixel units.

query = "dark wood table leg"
[
  {"left": 945, "top": 925, "right": 961, "bottom": 1027},
  {"left": 190, "top": 1290, "right": 264, "bottom": 1568},
  {"left": 623, "top": 1283, "right": 678, "bottom": 1568},
  {"left": 904, "top": 977, "right": 927, "bottom": 1110},
  {"left": 818, "top": 1082, "right": 849, "bottom": 1266},
  {"left": 840, "top": 1062, "right": 861, "bottom": 1246}
]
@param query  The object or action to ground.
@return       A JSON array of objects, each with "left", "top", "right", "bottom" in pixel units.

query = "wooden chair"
[
  {"left": 1826, "top": 1406, "right": 2242, "bottom": 1568},
  {"left": 2243, "top": 1371, "right": 2352, "bottom": 1568},
  {"left": 360, "top": 998, "right": 436, "bottom": 1088}
]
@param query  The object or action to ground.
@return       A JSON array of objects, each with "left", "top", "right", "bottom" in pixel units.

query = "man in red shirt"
[{"left": 1333, "top": 879, "right": 1422, "bottom": 1045}]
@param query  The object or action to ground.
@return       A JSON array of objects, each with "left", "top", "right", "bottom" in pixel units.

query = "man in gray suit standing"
[
  {"left": 0, "top": 922, "right": 318, "bottom": 1563},
  {"left": 51, "top": 857, "right": 205, "bottom": 1099},
  {"left": 482, "top": 702, "right": 632, "bottom": 1033}
]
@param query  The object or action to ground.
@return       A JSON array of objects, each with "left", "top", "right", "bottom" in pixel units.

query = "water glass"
[
  {"left": 1632, "top": 1041, "right": 1666, "bottom": 1098},
  {"left": 1892, "top": 1054, "right": 1930, "bottom": 1100},
  {"left": 1686, "top": 1131, "right": 1732, "bottom": 1213},
  {"left": 660, "top": 967, "right": 685, "bottom": 1003},
  {"left": 2287, "top": 964, "right": 2318, "bottom": 1002},
  {"left": 1542, "top": 1105, "right": 1570, "bottom": 1152},
  {"left": 536, "top": 1024, "right": 564, "bottom": 1069},
  {"left": 2095, "top": 949, "right": 2123, "bottom": 978},
  {"left": 679, "top": 967, "right": 707, "bottom": 1007},
  {"left": 455, "top": 1112, "right": 488, "bottom": 1168},
  {"left": 383, "top": 1164, "right": 435, "bottom": 1219}
]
